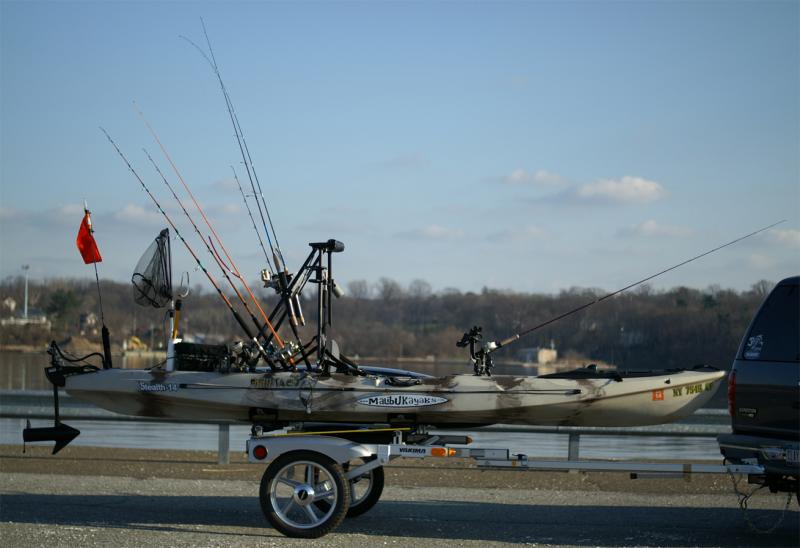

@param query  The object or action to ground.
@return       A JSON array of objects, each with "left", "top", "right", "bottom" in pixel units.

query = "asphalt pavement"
[{"left": 2, "top": 470, "right": 798, "bottom": 547}]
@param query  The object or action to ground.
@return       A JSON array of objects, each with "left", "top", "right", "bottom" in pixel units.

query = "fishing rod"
[
  {"left": 200, "top": 18, "right": 283, "bottom": 257},
  {"left": 182, "top": 19, "right": 285, "bottom": 271},
  {"left": 133, "top": 104, "right": 305, "bottom": 364},
  {"left": 182, "top": 23, "right": 314, "bottom": 346},
  {"left": 228, "top": 162, "right": 306, "bottom": 334},
  {"left": 231, "top": 165, "right": 270, "bottom": 266},
  {"left": 100, "top": 127, "right": 274, "bottom": 364},
  {"left": 141, "top": 148, "right": 284, "bottom": 352},
  {"left": 196, "top": 23, "right": 314, "bottom": 331},
  {"left": 461, "top": 220, "right": 787, "bottom": 375}
]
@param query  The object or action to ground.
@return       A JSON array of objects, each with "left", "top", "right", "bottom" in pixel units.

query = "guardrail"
[{"left": 2, "top": 390, "right": 731, "bottom": 466}]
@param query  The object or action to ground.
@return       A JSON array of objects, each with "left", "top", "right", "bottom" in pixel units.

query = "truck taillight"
[{"left": 727, "top": 369, "right": 736, "bottom": 417}]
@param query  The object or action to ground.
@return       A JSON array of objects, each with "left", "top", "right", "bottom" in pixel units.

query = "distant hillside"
[{"left": 0, "top": 276, "right": 772, "bottom": 371}]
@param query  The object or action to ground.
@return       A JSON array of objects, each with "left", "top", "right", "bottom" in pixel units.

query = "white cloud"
[
  {"left": 748, "top": 254, "right": 777, "bottom": 269},
  {"left": 489, "top": 169, "right": 567, "bottom": 187},
  {"left": 769, "top": 228, "right": 800, "bottom": 248},
  {"left": 56, "top": 203, "right": 86, "bottom": 216},
  {"left": 113, "top": 203, "right": 163, "bottom": 226},
  {"left": 618, "top": 220, "right": 692, "bottom": 238},
  {"left": 45, "top": 203, "right": 87, "bottom": 226},
  {"left": 211, "top": 178, "right": 240, "bottom": 192},
  {"left": 487, "top": 226, "right": 546, "bottom": 242},
  {"left": 209, "top": 203, "right": 242, "bottom": 216},
  {"left": 0, "top": 207, "right": 19, "bottom": 221},
  {"left": 575, "top": 176, "right": 666, "bottom": 204},
  {"left": 396, "top": 224, "right": 463, "bottom": 240},
  {"left": 0, "top": 203, "right": 100, "bottom": 231}
]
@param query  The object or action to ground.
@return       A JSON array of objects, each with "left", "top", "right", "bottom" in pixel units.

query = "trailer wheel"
[
  {"left": 345, "top": 459, "right": 385, "bottom": 518},
  {"left": 313, "top": 458, "right": 385, "bottom": 518},
  {"left": 259, "top": 451, "right": 350, "bottom": 538}
]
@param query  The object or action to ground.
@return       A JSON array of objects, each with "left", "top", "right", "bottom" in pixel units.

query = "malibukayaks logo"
[{"left": 356, "top": 394, "right": 448, "bottom": 408}]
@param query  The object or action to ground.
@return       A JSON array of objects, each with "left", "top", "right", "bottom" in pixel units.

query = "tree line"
[{"left": 0, "top": 276, "right": 773, "bottom": 371}]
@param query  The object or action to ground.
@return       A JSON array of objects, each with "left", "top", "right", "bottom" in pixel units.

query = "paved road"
[{"left": 1, "top": 472, "right": 798, "bottom": 547}]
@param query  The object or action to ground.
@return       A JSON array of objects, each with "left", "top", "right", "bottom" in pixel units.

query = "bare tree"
[
  {"left": 408, "top": 279, "right": 432, "bottom": 299},
  {"left": 749, "top": 279, "right": 774, "bottom": 298},
  {"left": 375, "top": 277, "right": 404, "bottom": 302},
  {"left": 439, "top": 287, "right": 462, "bottom": 296},
  {"left": 347, "top": 279, "right": 370, "bottom": 300}
]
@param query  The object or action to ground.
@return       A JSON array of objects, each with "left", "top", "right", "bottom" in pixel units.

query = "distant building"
[
  {"left": 516, "top": 344, "right": 558, "bottom": 364},
  {"left": 79, "top": 312, "right": 98, "bottom": 335},
  {"left": 0, "top": 307, "right": 51, "bottom": 329}
]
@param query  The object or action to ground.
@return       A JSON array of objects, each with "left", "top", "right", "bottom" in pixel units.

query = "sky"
[{"left": 1, "top": 0, "right": 798, "bottom": 295}]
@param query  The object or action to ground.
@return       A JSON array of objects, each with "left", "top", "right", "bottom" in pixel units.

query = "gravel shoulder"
[{"left": 1, "top": 445, "right": 798, "bottom": 547}]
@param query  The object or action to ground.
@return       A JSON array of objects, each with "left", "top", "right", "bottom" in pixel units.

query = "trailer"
[{"left": 246, "top": 423, "right": 766, "bottom": 538}]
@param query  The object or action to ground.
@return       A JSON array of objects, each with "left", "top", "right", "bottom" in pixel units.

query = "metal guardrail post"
[
  {"left": 568, "top": 432, "right": 580, "bottom": 461},
  {"left": 218, "top": 423, "right": 230, "bottom": 465}
]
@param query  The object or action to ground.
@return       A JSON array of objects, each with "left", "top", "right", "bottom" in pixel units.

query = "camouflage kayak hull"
[{"left": 64, "top": 367, "right": 725, "bottom": 427}]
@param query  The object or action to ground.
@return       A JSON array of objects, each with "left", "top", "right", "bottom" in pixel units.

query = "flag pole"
[
  {"left": 82, "top": 200, "right": 112, "bottom": 368},
  {"left": 92, "top": 262, "right": 104, "bottom": 324}
]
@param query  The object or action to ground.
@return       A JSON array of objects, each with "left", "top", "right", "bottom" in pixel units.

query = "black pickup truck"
[{"left": 718, "top": 275, "right": 799, "bottom": 499}]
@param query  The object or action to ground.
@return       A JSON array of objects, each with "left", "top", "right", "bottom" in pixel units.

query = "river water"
[{"left": 0, "top": 351, "right": 728, "bottom": 461}]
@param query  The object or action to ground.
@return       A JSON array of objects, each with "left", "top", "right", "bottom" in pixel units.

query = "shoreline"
[{"left": 0, "top": 347, "right": 627, "bottom": 370}]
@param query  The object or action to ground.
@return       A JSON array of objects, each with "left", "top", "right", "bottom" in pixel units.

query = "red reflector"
[
  {"left": 727, "top": 370, "right": 736, "bottom": 417},
  {"left": 253, "top": 445, "right": 268, "bottom": 460}
]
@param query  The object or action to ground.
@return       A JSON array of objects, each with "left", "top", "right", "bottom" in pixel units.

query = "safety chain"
[{"left": 727, "top": 469, "right": 793, "bottom": 534}]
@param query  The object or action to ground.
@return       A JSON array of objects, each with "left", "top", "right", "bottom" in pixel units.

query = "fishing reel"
[
  {"left": 261, "top": 267, "right": 307, "bottom": 327},
  {"left": 277, "top": 340, "right": 302, "bottom": 366},
  {"left": 229, "top": 340, "right": 263, "bottom": 371},
  {"left": 261, "top": 268, "right": 288, "bottom": 292},
  {"left": 457, "top": 326, "right": 495, "bottom": 377}
]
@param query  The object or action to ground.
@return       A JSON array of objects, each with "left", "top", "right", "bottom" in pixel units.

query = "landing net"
[{"left": 132, "top": 228, "right": 172, "bottom": 308}]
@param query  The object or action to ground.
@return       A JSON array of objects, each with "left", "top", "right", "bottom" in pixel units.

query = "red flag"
[{"left": 76, "top": 211, "right": 102, "bottom": 264}]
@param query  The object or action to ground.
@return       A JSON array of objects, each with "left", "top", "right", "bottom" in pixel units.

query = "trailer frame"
[{"left": 246, "top": 423, "right": 765, "bottom": 538}]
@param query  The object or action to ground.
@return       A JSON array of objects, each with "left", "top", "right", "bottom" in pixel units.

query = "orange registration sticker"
[{"left": 652, "top": 389, "right": 665, "bottom": 401}]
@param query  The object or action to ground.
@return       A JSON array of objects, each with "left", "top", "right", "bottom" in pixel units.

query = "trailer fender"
[{"left": 248, "top": 434, "right": 374, "bottom": 465}]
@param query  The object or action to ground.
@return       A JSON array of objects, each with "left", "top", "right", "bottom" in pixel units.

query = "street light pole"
[{"left": 22, "top": 264, "right": 29, "bottom": 319}]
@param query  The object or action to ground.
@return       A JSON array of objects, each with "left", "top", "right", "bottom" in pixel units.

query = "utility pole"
[{"left": 21, "top": 264, "right": 29, "bottom": 319}]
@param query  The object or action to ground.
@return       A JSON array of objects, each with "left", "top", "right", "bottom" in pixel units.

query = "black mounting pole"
[
  {"left": 316, "top": 252, "right": 325, "bottom": 366},
  {"left": 327, "top": 249, "right": 333, "bottom": 327},
  {"left": 22, "top": 383, "right": 80, "bottom": 455}
]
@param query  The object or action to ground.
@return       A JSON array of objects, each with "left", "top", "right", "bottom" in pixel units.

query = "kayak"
[{"left": 63, "top": 364, "right": 724, "bottom": 427}]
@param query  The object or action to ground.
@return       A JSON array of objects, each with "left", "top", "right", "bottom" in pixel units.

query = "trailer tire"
[
  {"left": 313, "top": 459, "right": 385, "bottom": 518},
  {"left": 259, "top": 450, "right": 350, "bottom": 538},
  {"left": 346, "top": 461, "right": 385, "bottom": 518}
]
